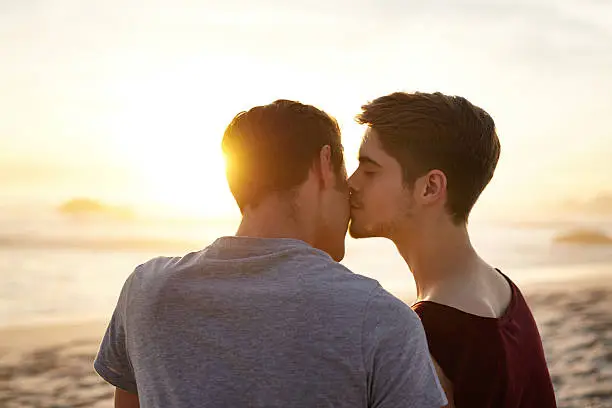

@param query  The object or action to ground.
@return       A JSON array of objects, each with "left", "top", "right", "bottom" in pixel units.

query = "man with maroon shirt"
[{"left": 348, "top": 92, "right": 557, "bottom": 407}]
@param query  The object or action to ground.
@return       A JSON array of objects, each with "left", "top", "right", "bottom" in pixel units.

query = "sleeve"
[
  {"left": 362, "top": 287, "right": 447, "bottom": 408},
  {"left": 93, "top": 272, "right": 138, "bottom": 394}
]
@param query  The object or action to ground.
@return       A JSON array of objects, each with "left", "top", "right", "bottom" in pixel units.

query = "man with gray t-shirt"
[{"left": 95, "top": 100, "right": 447, "bottom": 408}]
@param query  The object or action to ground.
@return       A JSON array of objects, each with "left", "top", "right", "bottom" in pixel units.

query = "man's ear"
[
  {"left": 316, "top": 145, "right": 335, "bottom": 189},
  {"left": 416, "top": 169, "right": 447, "bottom": 205}
]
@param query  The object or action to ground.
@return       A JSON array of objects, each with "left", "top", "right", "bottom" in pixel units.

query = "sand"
[
  {"left": 1, "top": 282, "right": 611, "bottom": 408},
  {"left": 528, "top": 283, "right": 612, "bottom": 408},
  {"left": 0, "top": 321, "right": 111, "bottom": 408}
]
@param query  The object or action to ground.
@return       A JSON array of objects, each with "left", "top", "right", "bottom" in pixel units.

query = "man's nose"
[{"left": 347, "top": 173, "right": 357, "bottom": 190}]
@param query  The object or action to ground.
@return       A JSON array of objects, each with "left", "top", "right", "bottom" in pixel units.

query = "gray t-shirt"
[{"left": 95, "top": 237, "right": 446, "bottom": 407}]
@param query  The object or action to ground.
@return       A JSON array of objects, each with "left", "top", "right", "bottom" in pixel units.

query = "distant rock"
[
  {"left": 58, "top": 198, "right": 133, "bottom": 220},
  {"left": 554, "top": 229, "right": 612, "bottom": 245},
  {"left": 563, "top": 193, "right": 612, "bottom": 215}
]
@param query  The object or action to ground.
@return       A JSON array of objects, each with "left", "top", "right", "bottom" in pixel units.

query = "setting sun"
[
  {"left": 96, "top": 58, "right": 369, "bottom": 218},
  {"left": 102, "top": 61, "right": 257, "bottom": 217}
]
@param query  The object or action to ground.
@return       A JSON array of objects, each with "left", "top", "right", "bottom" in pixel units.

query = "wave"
[
  {"left": 0, "top": 234, "right": 204, "bottom": 252},
  {"left": 554, "top": 229, "right": 612, "bottom": 245}
]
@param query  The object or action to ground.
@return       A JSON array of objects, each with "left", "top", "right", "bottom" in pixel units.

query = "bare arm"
[
  {"left": 115, "top": 388, "right": 139, "bottom": 408},
  {"left": 432, "top": 357, "right": 455, "bottom": 408}
]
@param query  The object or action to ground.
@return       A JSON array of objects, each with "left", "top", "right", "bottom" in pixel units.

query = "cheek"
[{"left": 362, "top": 178, "right": 405, "bottom": 217}]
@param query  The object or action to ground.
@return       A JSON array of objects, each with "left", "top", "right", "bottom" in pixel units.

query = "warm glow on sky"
[
  {"left": 99, "top": 58, "right": 370, "bottom": 217},
  {"left": 1, "top": 0, "right": 611, "bottom": 219}
]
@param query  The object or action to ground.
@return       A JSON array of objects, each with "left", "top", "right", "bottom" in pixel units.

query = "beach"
[{"left": 1, "top": 274, "right": 611, "bottom": 408}]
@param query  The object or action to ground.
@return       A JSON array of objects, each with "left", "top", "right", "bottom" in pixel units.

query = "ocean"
[{"left": 2, "top": 212, "right": 612, "bottom": 328}]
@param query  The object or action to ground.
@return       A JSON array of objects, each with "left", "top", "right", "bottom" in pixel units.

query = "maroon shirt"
[{"left": 412, "top": 273, "right": 557, "bottom": 408}]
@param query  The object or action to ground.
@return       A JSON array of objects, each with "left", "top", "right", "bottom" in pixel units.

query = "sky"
[{"left": 1, "top": 0, "right": 611, "bottom": 219}]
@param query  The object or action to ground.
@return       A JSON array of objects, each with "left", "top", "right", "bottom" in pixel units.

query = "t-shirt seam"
[
  {"left": 204, "top": 240, "right": 333, "bottom": 264},
  {"left": 94, "top": 357, "right": 138, "bottom": 394},
  {"left": 121, "top": 265, "right": 143, "bottom": 380}
]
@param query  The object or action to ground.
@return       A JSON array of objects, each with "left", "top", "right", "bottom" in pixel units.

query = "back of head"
[
  {"left": 222, "top": 100, "right": 349, "bottom": 261},
  {"left": 357, "top": 92, "right": 500, "bottom": 224},
  {"left": 223, "top": 99, "right": 345, "bottom": 211}
]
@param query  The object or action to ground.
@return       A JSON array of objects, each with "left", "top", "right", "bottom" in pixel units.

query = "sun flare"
[{"left": 104, "top": 66, "right": 244, "bottom": 218}]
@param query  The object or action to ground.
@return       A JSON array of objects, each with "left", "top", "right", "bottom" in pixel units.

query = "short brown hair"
[
  {"left": 356, "top": 92, "right": 500, "bottom": 223},
  {"left": 222, "top": 99, "right": 344, "bottom": 211}
]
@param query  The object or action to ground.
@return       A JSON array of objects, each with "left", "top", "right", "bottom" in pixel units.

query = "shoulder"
[
  {"left": 365, "top": 287, "right": 423, "bottom": 333},
  {"left": 125, "top": 251, "right": 204, "bottom": 293},
  {"left": 410, "top": 301, "right": 467, "bottom": 350},
  {"left": 411, "top": 300, "right": 453, "bottom": 324},
  {"left": 411, "top": 301, "right": 506, "bottom": 386},
  {"left": 291, "top": 247, "right": 384, "bottom": 295},
  {"left": 131, "top": 255, "right": 180, "bottom": 281},
  {"left": 411, "top": 300, "right": 498, "bottom": 341}
]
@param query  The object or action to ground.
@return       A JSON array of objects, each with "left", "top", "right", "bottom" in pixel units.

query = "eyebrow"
[{"left": 358, "top": 155, "right": 382, "bottom": 167}]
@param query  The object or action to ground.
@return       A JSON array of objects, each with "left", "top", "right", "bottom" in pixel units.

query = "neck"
[
  {"left": 393, "top": 218, "right": 483, "bottom": 300},
  {"left": 236, "top": 197, "right": 313, "bottom": 245}
]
